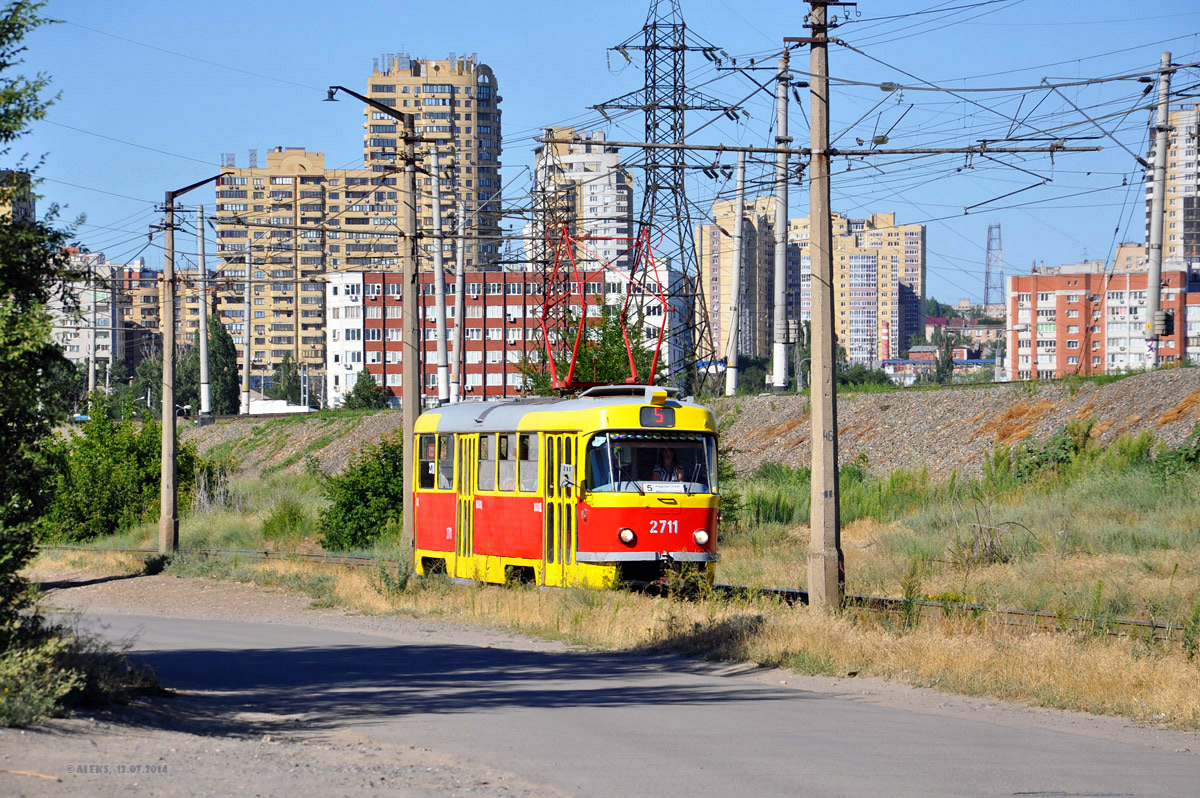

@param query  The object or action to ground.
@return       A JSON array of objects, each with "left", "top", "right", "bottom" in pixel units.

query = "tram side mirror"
[{"left": 558, "top": 463, "right": 575, "bottom": 489}]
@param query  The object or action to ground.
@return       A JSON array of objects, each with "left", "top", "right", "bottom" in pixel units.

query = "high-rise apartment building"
[
  {"left": 48, "top": 250, "right": 130, "bottom": 376},
  {"left": 788, "top": 212, "right": 925, "bottom": 365},
  {"left": 211, "top": 54, "right": 503, "bottom": 393},
  {"left": 695, "top": 196, "right": 777, "bottom": 360},
  {"left": 363, "top": 52, "right": 503, "bottom": 270},
  {"left": 532, "top": 127, "right": 634, "bottom": 271},
  {"left": 212, "top": 147, "right": 349, "bottom": 389},
  {"left": 1156, "top": 104, "right": 1198, "bottom": 266},
  {"left": 699, "top": 204, "right": 925, "bottom": 367}
]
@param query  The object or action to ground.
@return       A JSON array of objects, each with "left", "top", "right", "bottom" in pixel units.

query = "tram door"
[
  {"left": 542, "top": 433, "right": 577, "bottom": 586},
  {"left": 454, "top": 434, "right": 477, "bottom": 580}
]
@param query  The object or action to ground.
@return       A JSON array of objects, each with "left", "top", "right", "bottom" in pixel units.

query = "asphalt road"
[{"left": 59, "top": 610, "right": 1198, "bottom": 798}]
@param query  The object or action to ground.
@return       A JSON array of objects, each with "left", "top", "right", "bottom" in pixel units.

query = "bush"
[
  {"left": 42, "top": 395, "right": 209, "bottom": 541},
  {"left": 261, "top": 497, "right": 310, "bottom": 542},
  {"left": 318, "top": 435, "right": 406, "bottom": 550},
  {"left": 0, "top": 630, "right": 80, "bottom": 727}
]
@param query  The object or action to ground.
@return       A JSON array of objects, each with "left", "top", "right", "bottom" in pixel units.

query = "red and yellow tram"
[{"left": 412, "top": 385, "right": 719, "bottom": 587}]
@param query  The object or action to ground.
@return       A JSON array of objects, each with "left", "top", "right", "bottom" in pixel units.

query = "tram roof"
[{"left": 416, "top": 386, "right": 711, "bottom": 434}]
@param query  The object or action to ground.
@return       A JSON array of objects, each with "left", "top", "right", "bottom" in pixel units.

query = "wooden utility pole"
[
  {"left": 1145, "top": 51, "right": 1172, "bottom": 369},
  {"left": 803, "top": 1, "right": 845, "bottom": 608}
]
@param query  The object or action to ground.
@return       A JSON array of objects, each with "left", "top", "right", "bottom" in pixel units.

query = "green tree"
[
  {"left": 42, "top": 393, "right": 208, "bottom": 541},
  {"left": 267, "top": 353, "right": 301, "bottom": 404},
  {"left": 735, "top": 356, "right": 770, "bottom": 395},
  {"left": 174, "top": 317, "right": 240, "bottom": 415},
  {"left": 317, "top": 435, "right": 405, "bottom": 550},
  {"left": 208, "top": 316, "right": 240, "bottom": 414},
  {"left": 342, "top": 367, "right": 386, "bottom": 410},
  {"left": 934, "top": 334, "right": 956, "bottom": 385},
  {"left": 524, "top": 305, "right": 654, "bottom": 394},
  {"left": 0, "top": 1, "right": 78, "bottom": 638},
  {"left": 925, "top": 297, "right": 958, "bottom": 319},
  {"left": 838, "top": 363, "right": 892, "bottom": 387},
  {"left": 124, "top": 352, "right": 162, "bottom": 416},
  {"left": 175, "top": 343, "right": 199, "bottom": 415}
]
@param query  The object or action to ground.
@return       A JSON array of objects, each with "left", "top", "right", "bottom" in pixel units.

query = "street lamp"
[
  {"left": 325, "top": 83, "right": 420, "bottom": 563},
  {"left": 159, "top": 172, "right": 229, "bottom": 556}
]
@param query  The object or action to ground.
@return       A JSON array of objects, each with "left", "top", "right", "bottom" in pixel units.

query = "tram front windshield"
[{"left": 585, "top": 433, "right": 716, "bottom": 494}]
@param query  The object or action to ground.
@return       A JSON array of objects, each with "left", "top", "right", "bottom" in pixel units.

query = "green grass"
[{"left": 720, "top": 423, "right": 1200, "bottom": 625}]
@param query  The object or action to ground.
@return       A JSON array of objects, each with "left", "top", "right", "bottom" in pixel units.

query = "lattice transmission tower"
[
  {"left": 594, "top": 0, "right": 740, "bottom": 386},
  {"left": 984, "top": 223, "right": 1004, "bottom": 310}
]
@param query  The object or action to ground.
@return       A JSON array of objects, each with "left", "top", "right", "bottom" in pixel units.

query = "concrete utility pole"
[
  {"left": 772, "top": 53, "right": 791, "bottom": 392},
  {"left": 1145, "top": 51, "right": 1173, "bottom": 370},
  {"left": 400, "top": 112, "right": 419, "bottom": 559},
  {"left": 725, "top": 152, "right": 746, "bottom": 396},
  {"left": 431, "top": 148, "right": 450, "bottom": 405},
  {"left": 160, "top": 191, "right": 178, "bottom": 555},
  {"left": 327, "top": 85, "right": 420, "bottom": 561},
  {"left": 450, "top": 199, "right": 466, "bottom": 403},
  {"left": 160, "top": 174, "right": 226, "bottom": 555},
  {"left": 242, "top": 247, "right": 252, "bottom": 415},
  {"left": 804, "top": 2, "right": 845, "bottom": 608},
  {"left": 88, "top": 260, "right": 96, "bottom": 396},
  {"left": 197, "top": 205, "right": 211, "bottom": 416}
]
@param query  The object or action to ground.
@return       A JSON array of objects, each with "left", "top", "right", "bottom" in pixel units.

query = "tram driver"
[{"left": 652, "top": 447, "right": 684, "bottom": 482}]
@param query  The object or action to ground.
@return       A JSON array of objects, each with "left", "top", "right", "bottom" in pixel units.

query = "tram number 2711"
[{"left": 648, "top": 519, "right": 680, "bottom": 535}]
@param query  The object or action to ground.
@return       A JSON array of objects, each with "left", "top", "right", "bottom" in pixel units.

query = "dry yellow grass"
[
  {"left": 1157, "top": 390, "right": 1200, "bottom": 426},
  {"left": 32, "top": 549, "right": 147, "bottom": 580},
  {"left": 33, "top": 550, "right": 1200, "bottom": 729}
]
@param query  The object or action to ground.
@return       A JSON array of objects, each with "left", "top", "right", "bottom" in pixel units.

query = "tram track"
[{"left": 44, "top": 544, "right": 1185, "bottom": 643}]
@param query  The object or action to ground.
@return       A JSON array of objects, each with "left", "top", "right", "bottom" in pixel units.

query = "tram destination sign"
[{"left": 640, "top": 406, "right": 675, "bottom": 428}]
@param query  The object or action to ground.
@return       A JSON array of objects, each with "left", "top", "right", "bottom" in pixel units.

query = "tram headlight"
[
  {"left": 693, "top": 529, "right": 710, "bottom": 546},
  {"left": 618, "top": 528, "right": 636, "bottom": 546}
]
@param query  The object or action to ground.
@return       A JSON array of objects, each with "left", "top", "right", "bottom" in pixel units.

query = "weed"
[
  {"left": 371, "top": 559, "right": 411, "bottom": 598},
  {"left": 899, "top": 555, "right": 925, "bottom": 629},
  {"left": 1183, "top": 598, "right": 1200, "bottom": 662}
]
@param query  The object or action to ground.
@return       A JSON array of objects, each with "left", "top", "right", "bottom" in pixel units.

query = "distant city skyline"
[{"left": 23, "top": 1, "right": 1200, "bottom": 302}]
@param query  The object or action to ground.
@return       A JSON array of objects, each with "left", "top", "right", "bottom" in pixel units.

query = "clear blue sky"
[{"left": 20, "top": 0, "right": 1200, "bottom": 304}]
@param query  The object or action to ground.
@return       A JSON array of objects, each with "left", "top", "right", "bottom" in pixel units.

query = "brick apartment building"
[
  {"left": 1004, "top": 262, "right": 1200, "bottom": 380},
  {"left": 325, "top": 267, "right": 676, "bottom": 407}
]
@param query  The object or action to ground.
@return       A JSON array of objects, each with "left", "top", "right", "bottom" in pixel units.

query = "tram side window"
[
  {"left": 437, "top": 435, "right": 455, "bottom": 489},
  {"left": 418, "top": 434, "right": 436, "bottom": 490},
  {"left": 497, "top": 433, "right": 517, "bottom": 491},
  {"left": 477, "top": 434, "right": 496, "bottom": 491},
  {"left": 518, "top": 434, "right": 538, "bottom": 492}
]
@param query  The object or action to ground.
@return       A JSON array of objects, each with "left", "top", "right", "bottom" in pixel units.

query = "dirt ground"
[{"left": 4, "top": 566, "right": 1196, "bottom": 797}]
